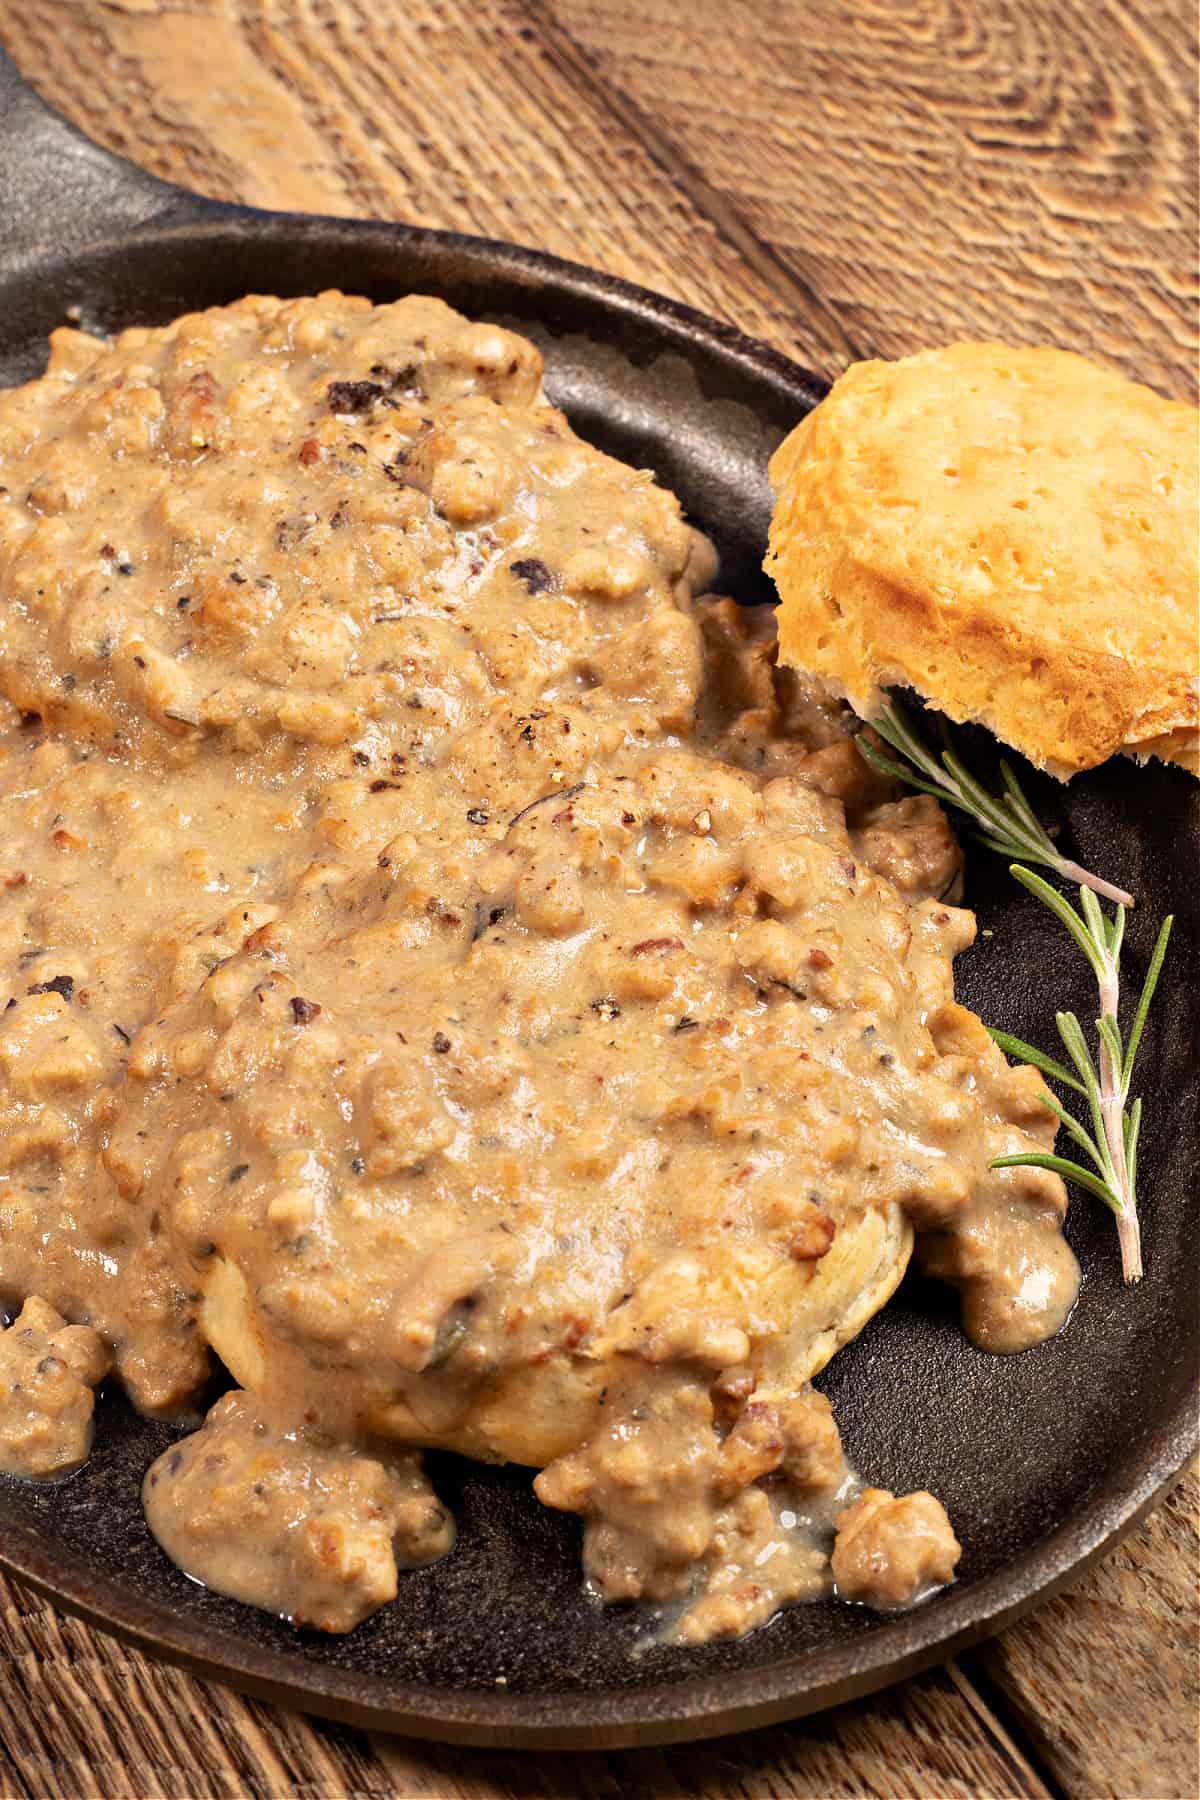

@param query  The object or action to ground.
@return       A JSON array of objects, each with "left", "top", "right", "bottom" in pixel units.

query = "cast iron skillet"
[{"left": 0, "top": 48, "right": 1197, "bottom": 1753}]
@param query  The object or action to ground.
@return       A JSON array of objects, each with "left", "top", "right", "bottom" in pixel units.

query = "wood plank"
[
  {"left": 966, "top": 1459, "right": 1200, "bottom": 1800},
  {"left": 541, "top": 0, "right": 1200, "bottom": 400}
]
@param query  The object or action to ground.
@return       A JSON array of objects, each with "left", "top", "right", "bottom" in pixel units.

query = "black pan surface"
[{"left": 0, "top": 49, "right": 1197, "bottom": 1751}]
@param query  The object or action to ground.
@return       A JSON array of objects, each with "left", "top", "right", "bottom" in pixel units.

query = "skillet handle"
[{"left": 0, "top": 44, "right": 196, "bottom": 262}]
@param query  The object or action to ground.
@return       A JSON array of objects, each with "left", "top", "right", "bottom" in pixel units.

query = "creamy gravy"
[{"left": 0, "top": 294, "right": 1079, "bottom": 1638}]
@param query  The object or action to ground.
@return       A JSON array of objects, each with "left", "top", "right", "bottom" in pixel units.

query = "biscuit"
[
  {"left": 765, "top": 343, "right": 1198, "bottom": 778},
  {"left": 198, "top": 1207, "right": 913, "bottom": 1469}
]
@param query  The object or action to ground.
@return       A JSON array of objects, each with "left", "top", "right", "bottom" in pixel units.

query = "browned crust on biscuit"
[
  {"left": 778, "top": 552, "right": 1197, "bottom": 779},
  {"left": 766, "top": 344, "right": 1199, "bottom": 778}
]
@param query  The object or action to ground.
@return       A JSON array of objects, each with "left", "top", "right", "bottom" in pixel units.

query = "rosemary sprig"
[
  {"left": 855, "top": 700, "right": 1133, "bottom": 905},
  {"left": 854, "top": 701, "right": 1173, "bottom": 1283},
  {"left": 989, "top": 869, "right": 1173, "bottom": 1285}
]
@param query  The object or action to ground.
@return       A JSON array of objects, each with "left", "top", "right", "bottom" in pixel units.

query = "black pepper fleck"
[
  {"left": 27, "top": 974, "right": 74, "bottom": 1001},
  {"left": 327, "top": 378, "right": 385, "bottom": 414},
  {"left": 511, "top": 557, "right": 554, "bottom": 594}
]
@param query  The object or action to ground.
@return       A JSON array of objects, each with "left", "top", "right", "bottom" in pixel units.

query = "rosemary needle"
[{"left": 855, "top": 700, "right": 1133, "bottom": 906}]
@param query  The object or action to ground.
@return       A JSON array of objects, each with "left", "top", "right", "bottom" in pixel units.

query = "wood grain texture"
[
  {"left": 972, "top": 1463, "right": 1200, "bottom": 1799},
  {"left": 542, "top": 0, "right": 1200, "bottom": 399},
  {"left": 0, "top": 2, "right": 1197, "bottom": 1796}
]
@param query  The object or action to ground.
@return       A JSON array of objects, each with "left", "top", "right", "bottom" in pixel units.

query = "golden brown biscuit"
[{"left": 765, "top": 343, "right": 1199, "bottom": 778}]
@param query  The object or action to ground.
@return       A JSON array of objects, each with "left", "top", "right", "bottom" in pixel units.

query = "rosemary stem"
[
  {"left": 1056, "top": 858, "right": 1134, "bottom": 909},
  {"left": 1116, "top": 1207, "right": 1144, "bottom": 1285},
  {"left": 1096, "top": 955, "right": 1141, "bottom": 1283}
]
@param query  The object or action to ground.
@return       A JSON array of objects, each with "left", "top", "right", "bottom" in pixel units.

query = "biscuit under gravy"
[{"left": 765, "top": 343, "right": 1198, "bottom": 778}]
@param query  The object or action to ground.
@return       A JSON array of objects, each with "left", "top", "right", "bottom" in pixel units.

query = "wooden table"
[{"left": 1, "top": 4, "right": 1196, "bottom": 1796}]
